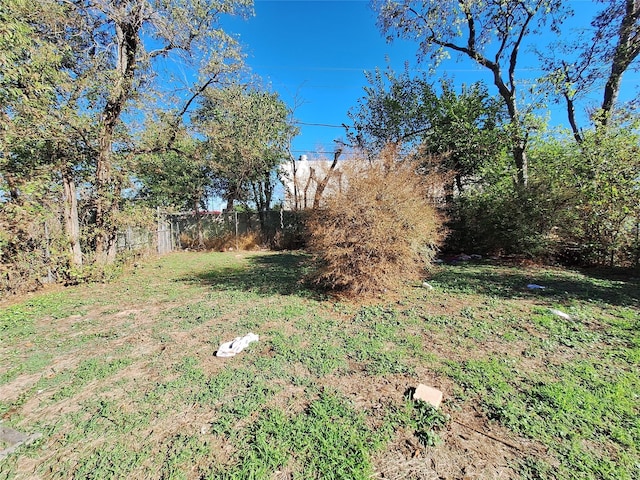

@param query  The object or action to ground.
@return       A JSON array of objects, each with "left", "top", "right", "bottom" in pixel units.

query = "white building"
[{"left": 280, "top": 154, "right": 344, "bottom": 210}]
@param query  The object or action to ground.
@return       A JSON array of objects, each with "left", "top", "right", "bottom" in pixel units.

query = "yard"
[{"left": 0, "top": 251, "right": 638, "bottom": 479}]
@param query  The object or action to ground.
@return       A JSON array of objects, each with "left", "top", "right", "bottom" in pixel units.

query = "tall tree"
[
  {"left": 348, "top": 67, "right": 434, "bottom": 156},
  {"left": 419, "top": 80, "right": 507, "bottom": 195},
  {"left": 598, "top": 0, "right": 640, "bottom": 125},
  {"left": 541, "top": 0, "right": 639, "bottom": 136},
  {"left": 2, "top": 0, "right": 251, "bottom": 267},
  {"left": 196, "top": 85, "right": 297, "bottom": 230},
  {"left": 373, "top": 0, "right": 566, "bottom": 186},
  {"left": 69, "top": 0, "right": 252, "bottom": 263},
  {"left": 348, "top": 70, "right": 506, "bottom": 196},
  {"left": 133, "top": 128, "right": 212, "bottom": 213},
  {"left": 1, "top": 0, "right": 94, "bottom": 268}
]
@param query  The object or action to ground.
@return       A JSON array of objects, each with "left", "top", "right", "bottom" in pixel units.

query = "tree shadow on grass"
[
  {"left": 181, "top": 251, "right": 322, "bottom": 298},
  {"left": 431, "top": 263, "right": 640, "bottom": 308}
]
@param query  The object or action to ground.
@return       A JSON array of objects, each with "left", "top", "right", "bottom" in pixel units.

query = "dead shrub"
[
  {"left": 270, "top": 211, "right": 311, "bottom": 251},
  {"left": 209, "top": 231, "right": 261, "bottom": 251},
  {"left": 307, "top": 149, "right": 446, "bottom": 296},
  {"left": 180, "top": 231, "right": 262, "bottom": 251}
]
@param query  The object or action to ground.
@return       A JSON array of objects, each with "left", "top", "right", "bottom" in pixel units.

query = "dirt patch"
[
  {"left": 372, "top": 403, "right": 537, "bottom": 480},
  {"left": 314, "top": 370, "right": 542, "bottom": 480}
]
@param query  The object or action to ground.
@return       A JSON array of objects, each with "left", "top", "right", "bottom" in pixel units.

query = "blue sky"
[
  {"left": 221, "top": 0, "right": 635, "bottom": 161},
  {"left": 224, "top": 0, "right": 423, "bottom": 157}
]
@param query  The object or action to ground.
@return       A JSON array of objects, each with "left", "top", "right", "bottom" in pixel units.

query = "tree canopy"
[
  {"left": 195, "top": 85, "right": 297, "bottom": 213},
  {"left": 1, "top": 0, "right": 302, "bottom": 290},
  {"left": 348, "top": 70, "right": 506, "bottom": 195},
  {"left": 372, "top": 0, "right": 568, "bottom": 185},
  {"left": 539, "top": 0, "right": 640, "bottom": 138}
]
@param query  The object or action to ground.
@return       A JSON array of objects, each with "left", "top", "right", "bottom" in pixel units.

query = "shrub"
[
  {"left": 306, "top": 150, "right": 445, "bottom": 296},
  {"left": 524, "top": 125, "right": 640, "bottom": 267},
  {"left": 446, "top": 123, "right": 640, "bottom": 269},
  {"left": 446, "top": 179, "right": 560, "bottom": 259},
  {"left": 0, "top": 187, "right": 70, "bottom": 296},
  {"left": 558, "top": 125, "right": 640, "bottom": 267}
]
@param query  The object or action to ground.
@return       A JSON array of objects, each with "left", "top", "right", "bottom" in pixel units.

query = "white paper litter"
[
  {"left": 215, "top": 332, "right": 259, "bottom": 357},
  {"left": 549, "top": 309, "right": 572, "bottom": 320}
]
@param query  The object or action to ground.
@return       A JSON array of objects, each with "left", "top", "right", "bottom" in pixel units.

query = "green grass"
[
  {"left": 0, "top": 252, "right": 638, "bottom": 479},
  {"left": 209, "top": 390, "right": 388, "bottom": 480}
]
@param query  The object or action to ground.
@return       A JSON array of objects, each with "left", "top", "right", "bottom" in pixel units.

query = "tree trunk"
[
  {"left": 512, "top": 142, "right": 528, "bottom": 186},
  {"left": 292, "top": 156, "right": 299, "bottom": 210},
  {"left": 485, "top": 59, "right": 529, "bottom": 186},
  {"left": 501, "top": 92, "right": 528, "bottom": 186},
  {"left": 193, "top": 198, "right": 204, "bottom": 248},
  {"left": 455, "top": 174, "right": 464, "bottom": 196},
  {"left": 564, "top": 91, "right": 583, "bottom": 143},
  {"left": 313, "top": 148, "right": 342, "bottom": 208},
  {"left": 94, "top": 125, "right": 116, "bottom": 264},
  {"left": 303, "top": 167, "right": 315, "bottom": 210},
  {"left": 255, "top": 177, "right": 273, "bottom": 235},
  {"left": 252, "top": 182, "right": 267, "bottom": 233},
  {"left": 226, "top": 195, "right": 234, "bottom": 212},
  {"left": 94, "top": 18, "right": 139, "bottom": 264},
  {"left": 62, "top": 167, "right": 82, "bottom": 266},
  {"left": 3, "top": 172, "right": 21, "bottom": 203},
  {"left": 601, "top": 62, "right": 626, "bottom": 126},
  {"left": 600, "top": 0, "right": 640, "bottom": 126}
]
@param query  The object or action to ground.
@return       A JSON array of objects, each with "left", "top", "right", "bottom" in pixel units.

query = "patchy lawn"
[{"left": 0, "top": 251, "right": 638, "bottom": 479}]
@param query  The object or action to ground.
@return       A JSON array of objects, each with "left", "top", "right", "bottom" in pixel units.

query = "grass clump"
[
  {"left": 212, "top": 390, "right": 386, "bottom": 480},
  {"left": 307, "top": 150, "right": 445, "bottom": 296}
]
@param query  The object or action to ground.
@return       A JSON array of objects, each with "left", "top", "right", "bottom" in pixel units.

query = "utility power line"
[{"left": 294, "top": 121, "right": 348, "bottom": 128}]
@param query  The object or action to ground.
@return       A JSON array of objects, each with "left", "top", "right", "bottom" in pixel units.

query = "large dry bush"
[{"left": 307, "top": 151, "right": 446, "bottom": 296}]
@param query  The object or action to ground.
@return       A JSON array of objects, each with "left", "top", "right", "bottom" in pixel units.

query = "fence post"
[
  {"left": 235, "top": 211, "right": 239, "bottom": 250},
  {"left": 157, "top": 207, "right": 173, "bottom": 254},
  {"left": 157, "top": 207, "right": 162, "bottom": 254},
  {"left": 44, "top": 221, "right": 54, "bottom": 284}
]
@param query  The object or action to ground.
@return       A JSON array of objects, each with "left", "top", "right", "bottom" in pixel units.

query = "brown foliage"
[
  {"left": 179, "top": 231, "right": 262, "bottom": 251},
  {"left": 307, "top": 149, "right": 446, "bottom": 296}
]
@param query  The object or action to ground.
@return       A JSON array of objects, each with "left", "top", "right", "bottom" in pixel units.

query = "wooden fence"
[{"left": 115, "top": 210, "right": 307, "bottom": 255}]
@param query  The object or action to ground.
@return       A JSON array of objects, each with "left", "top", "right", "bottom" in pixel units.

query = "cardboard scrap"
[{"left": 413, "top": 384, "right": 443, "bottom": 409}]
